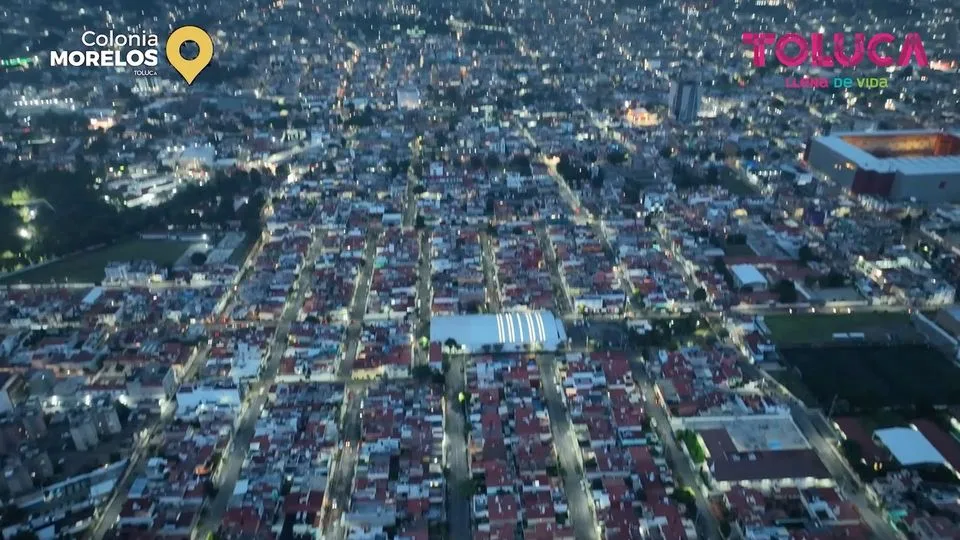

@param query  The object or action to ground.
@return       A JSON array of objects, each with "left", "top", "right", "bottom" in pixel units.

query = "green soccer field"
[
  {"left": 1, "top": 239, "right": 193, "bottom": 284},
  {"left": 761, "top": 312, "right": 914, "bottom": 345}
]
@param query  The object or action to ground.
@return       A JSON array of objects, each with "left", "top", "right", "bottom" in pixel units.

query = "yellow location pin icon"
[{"left": 166, "top": 26, "right": 214, "bottom": 85}]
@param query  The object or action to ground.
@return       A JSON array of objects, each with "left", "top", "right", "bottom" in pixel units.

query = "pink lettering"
[
  {"left": 833, "top": 33, "right": 865, "bottom": 67},
  {"left": 775, "top": 33, "right": 809, "bottom": 67},
  {"left": 742, "top": 32, "right": 777, "bottom": 67},
  {"left": 810, "top": 33, "right": 834, "bottom": 67},
  {"left": 744, "top": 32, "right": 927, "bottom": 68},
  {"left": 867, "top": 33, "right": 895, "bottom": 67},
  {"left": 898, "top": 33, "right": 929, "bottom": 67}
]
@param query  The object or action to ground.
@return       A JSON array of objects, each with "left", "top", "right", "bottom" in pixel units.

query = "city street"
[
  {"left": 444, "top": 354, "right": 472, "bottom": 540},
  {"left": 756, "top": 368, "right": 900, "bottom": 540},
  {"left": 194, "top": 230, "right": 326, "bottom": 538},
  {"left": 320, "top": 390, "right": 363, "bottom": 539},
  {"left": 89, "top": 343, "right": 209, "bottom": 540},
  {"left": 535, "top": 221, "right": 574, "bottom": 315},
  {"left": 337, "top": 226, "right": 379, "bottom": 378},
  {"left": 536, "top": 355, "right": 600, "bottom": 540},
  {"left": 479, "top": 230, "right": 502, "bottom": 312},
  {"left": 631, "top": 352, "right": 723, "bottom": 540}
]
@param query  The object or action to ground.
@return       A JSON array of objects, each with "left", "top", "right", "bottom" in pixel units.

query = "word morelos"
[{"left": 742, "top": 32, "right": 929, "bottom": 68}]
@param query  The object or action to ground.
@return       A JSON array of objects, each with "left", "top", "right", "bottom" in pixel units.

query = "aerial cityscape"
[{"left": 0, "top": 0, "right": 959, "bottom": 539}]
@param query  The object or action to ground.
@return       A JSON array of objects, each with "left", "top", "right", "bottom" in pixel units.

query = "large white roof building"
[{"left": 430, "top": 311, "right": 567, "bottom": 353}]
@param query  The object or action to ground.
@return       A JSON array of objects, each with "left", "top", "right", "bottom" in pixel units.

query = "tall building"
[{"left": 668, "top": 80, "right": 701, "bottom": 123}]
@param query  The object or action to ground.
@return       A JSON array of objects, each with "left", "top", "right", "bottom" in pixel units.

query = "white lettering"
[
  {"left": 68, "top": 51, "right": 85, "bottom": 65},
  {"left": 81, "top": 31, "right": 96, "bottom": 47},
  {"left": 125, "top": 50, "right": 144, "bottom": 66},
  {"left": 144, "top": 49, "right": 158, "bottom": 66},
  {"left": 86, "top": 50, "right": 100, "bottom": 66},
  {"left": 50, "top": 50, "right": 68, "bottom": 66}
]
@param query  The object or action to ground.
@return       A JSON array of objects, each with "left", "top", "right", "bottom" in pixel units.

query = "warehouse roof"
[
  {"left": 730, "top": 264, "right": 768, "bottom": 287},
  {"left": 874, "top": 427, "right": 947, "bottom": 467},
  {"left": 430, "top": 311, "right": 566, "bottom": 351}
]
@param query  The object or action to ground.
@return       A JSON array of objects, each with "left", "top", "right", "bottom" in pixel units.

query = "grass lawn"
[
  {"left": 761, "top": 312, "right": 914, "bottom": 345},
  {"left": 1, "top": 239, "right": 192, "bottom": 284}
]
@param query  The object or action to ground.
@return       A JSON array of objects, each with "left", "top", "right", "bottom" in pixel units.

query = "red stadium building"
[{"left": 806, "top": 130, "right": 960, "bottom": 202}]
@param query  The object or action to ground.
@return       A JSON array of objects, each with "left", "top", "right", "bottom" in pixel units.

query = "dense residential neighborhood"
[{"left": 2, "top": 0, "right": 960, "bottom": 538}]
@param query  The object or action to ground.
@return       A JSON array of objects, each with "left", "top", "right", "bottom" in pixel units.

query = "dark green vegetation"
[
  {"left": 676, "top": 430, "right": 706, "bottom": 464},
  {"left": 779, "top": 345, "right": 960, "bottom": 413},
  {"left": 0, "top": 160, "right": 270, "bottom": 272},
  {"left": 0, "top": 240, "right": 192, "bottom": 284}
]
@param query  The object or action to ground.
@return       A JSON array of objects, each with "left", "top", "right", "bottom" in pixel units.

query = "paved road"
[
  {"left": 89, "top": 343, "right": 209, "bottom": 539},
  {"left": 194, "top": 231, "right": 326, "bottom": 538},
  {"left": 756, "top": 370, "right": 900, "bottom": 540},
  {"left": 415, "top": 229, "right": 431, "bottom": 363},
  {"left": 479, "top": 231, "right": 502, "bottom": 312},
  {"left": 631, "top": 352, "right": 722, "bottom": 540},
  {"left": 321, "top": 394, "right": 362, "bottom": 539},
  {"left": 536, "top": 355, "right": 600, "bottom": 540},
  {"left": 444, "top": 355, "right": 472, "bottom": 540},
  {"left": 535, "top": 222, "right": 574, "bottom": 315},
  {"left": 337, "top": 227, "right": 379, "bottom": 378}
]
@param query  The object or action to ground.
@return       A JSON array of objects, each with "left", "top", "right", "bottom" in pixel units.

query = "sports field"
[
  {"left": 0, "top": 239, "right": 192, "bottom": 284},
  {"left": 779, "top": 344, "right": 960, "bottom": 413},
  {"left": 761, "top": 312, "right": 915, "bottom": 345}
]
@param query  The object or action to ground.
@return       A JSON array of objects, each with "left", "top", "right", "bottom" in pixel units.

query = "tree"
[
  {"left": 415, "top": 215, "right": 426, "bottom": 230},
  {"left": 0, "top": 506, "right": 26, "bottom": 528},
  {"left": 798, "top": 244, "right": 815, "bottom": 265},
  {"left": 590, "top": 167, "right": 605, "bottom": 189},
  {"left": 190, "top": 251, "right": 208, "bottom": 266},
  {"left": 484, "top": 153, "right": 501, "bottom": 170},
  {"left": 742, "top": 147, "right": 758, "bottom": 162},
  {"left": 900, "top": 213, "right": 914, "bottom": 230},
  {"left": 819, "top": 270, "right": 846, "bottom": 288},
  {"left": 607, "top": 149, "right": 628, "bottom": 165},
  {"left": 693, "top": 287, "right": 707, "bottom": 303},
  {"left": 411, "top": 365, "right": 433, "bottom": 382},
  {"left": 443, "top": 338, "right": 459, "bottom": 350},
  {"left": 775, "top": 279, "right": 798, "bottom": 304}
]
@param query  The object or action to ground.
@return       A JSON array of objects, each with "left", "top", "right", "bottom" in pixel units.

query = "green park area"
[
  {"left": 761, "top": 312, "right": 914, "bottom": 346},
  {"left": 677, "top": 429, "right": 707, "bottom": 464},
  {"left": 0, "top": 239, "right": 192, "bottom": 285}
]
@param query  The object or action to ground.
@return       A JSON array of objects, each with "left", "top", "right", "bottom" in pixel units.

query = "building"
[
  {"left": 873, "top": 427, "right": 948, "bottom": 468},
  {"left": 429, "top": 311, "right": 567, "bottom": 353},
  {"left": 730, "top": 264, "right": 768, "bottom": 291},
  {"left": 668, "top": 80, "right": 700, "bottom": 123},
  {"left": 397, "top": 87, "right": 421, "bottom": 110},
  {"left": 805, "top": 130, "right": 960, "bottom": 202}
]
